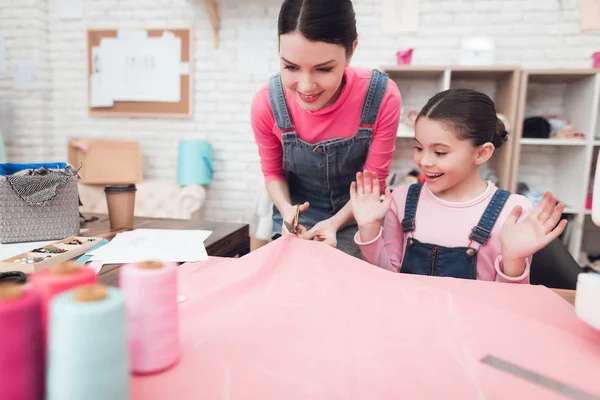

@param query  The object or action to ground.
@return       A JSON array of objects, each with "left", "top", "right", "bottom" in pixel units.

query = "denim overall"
[
  {"left": 268, "top": 70, "right": 389, "bottom": 257},
  {"left": 400, "top": 183, "right": 510, "bottom": 279}
]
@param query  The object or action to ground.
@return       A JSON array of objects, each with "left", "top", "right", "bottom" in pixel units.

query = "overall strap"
[
  {"left": 469, "top": 189, "right": 511, "bottom": 245},
  {"left": 268, "top": 73, "right": 294, "bottom": 131},
  {"left": 402, "top": 183, "right": 423, "bottom": 233},
  {"left": 359, "top": 70, "right": 389, "bottom": 126}
]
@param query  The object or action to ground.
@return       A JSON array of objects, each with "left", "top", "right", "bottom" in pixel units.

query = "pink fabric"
[
  {"left": 356, "top": 182, "right": 534, "bottom": 283},
  {"left": 132, "top": 236, "right": 600, "bottom": 399},
  {"left": 251, "top": 67, "right": 401, "bottom": 189}
]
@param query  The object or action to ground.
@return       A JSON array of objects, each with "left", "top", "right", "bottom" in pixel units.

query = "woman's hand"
[
  {"left": 302, "top": 218, "right": 339, "bottom": 247},
  {"left": 281, "top": 201, "right": 310, "bottom": 236}
]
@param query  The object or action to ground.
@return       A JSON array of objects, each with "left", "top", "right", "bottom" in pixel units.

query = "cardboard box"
[{"left": 68, "top": 138, "right": 143, "bottom": 185}]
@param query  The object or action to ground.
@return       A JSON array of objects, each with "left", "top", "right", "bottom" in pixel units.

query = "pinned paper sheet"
[
  {"left": 89, "top": 47, "right": 113, "bottom": 107},
  {"left": 90, "top": 32, "right": 182, "bottom": 105},
  {"left": 382, "top": 0, "right": 420, "bottom": 34},
  {"left": 132, "top": 236, "right": 600, "bottom": 399},
  {"left": 179, "top": 63, "right": 190, "bottom": 75}
]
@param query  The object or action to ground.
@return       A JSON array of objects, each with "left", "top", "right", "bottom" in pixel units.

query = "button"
[
  {"left": 407, "top": 238, "right": 414, "bottom": 247},
  {"left": 315, "top": 147, "right": 323, "bottom": 154},
  {"left": 466, "top": 248, "right": 477, "bottom": 258}
]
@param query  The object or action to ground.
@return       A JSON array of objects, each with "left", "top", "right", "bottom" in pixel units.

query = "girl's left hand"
[
  {"left": 302, "top": 219, "right": 338, "bottom": 247},
  {"left": 500, "top": 192, "right": 568, "bottom": 260}
]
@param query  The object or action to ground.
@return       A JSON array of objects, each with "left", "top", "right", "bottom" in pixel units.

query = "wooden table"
[
  {"left": 78, "top": 214, "right": 576, "bottom": 305},
  {"left": 552, "top": 288, "right": 576, "bottom": 306},
  {"left": 80, "top": 214, "right": 249, "bottom": 287}
]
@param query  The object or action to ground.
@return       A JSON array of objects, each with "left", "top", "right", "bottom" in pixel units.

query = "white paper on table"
[
  {"left": 87, "top": 229, "right": 212, "bottom": 264},
  {"left": 382, "top": 0, "right": 420, "bottom": 34},
  {"left": 0, "top": 241, "right": 55, "bottom": 261},
  {"left": 116, "top": 229, "right": 212, "bottom": 242}
]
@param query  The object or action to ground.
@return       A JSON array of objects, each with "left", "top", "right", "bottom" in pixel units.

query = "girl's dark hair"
[
  {"left": 278, "top": 0, "right": 358, "bottom": 56},
  {"left": 416, "top": 88, "right": 508, "bottom": 148}
]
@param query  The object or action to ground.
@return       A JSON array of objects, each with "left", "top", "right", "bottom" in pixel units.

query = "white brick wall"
[
  {"left": 1, "top": 0, "right": 599, "bottom": 223},
  {"left": 1, "top": 0, "right": 51, "bottom": 162}
]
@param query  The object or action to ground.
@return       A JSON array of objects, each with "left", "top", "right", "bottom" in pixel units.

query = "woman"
[{"left": 251, "top": 0, "right": 401, "bottom": 256}]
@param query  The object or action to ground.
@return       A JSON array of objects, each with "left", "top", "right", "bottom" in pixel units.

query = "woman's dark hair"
[
  {"left": 278, "top": 0, "right": 358, "bottom": 56},
  {"left": 416, "top": 88, "right": 508, "bottom": 148}
]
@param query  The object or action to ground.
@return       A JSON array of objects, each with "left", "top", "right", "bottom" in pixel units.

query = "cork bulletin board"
[{"left": 86, "top": 28, "right": 193, "bottom": 118}]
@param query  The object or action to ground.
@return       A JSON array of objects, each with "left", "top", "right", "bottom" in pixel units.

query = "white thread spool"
[{"left": 575, "top": 272, "right": 600, "bottom": 330}]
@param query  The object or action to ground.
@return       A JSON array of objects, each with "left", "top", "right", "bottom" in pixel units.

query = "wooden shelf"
[
  {"left": 203, "top": 0, "right": 219, "bottom": 48},
  {"left": 523, "top": 69, "right": 600, "bottom": 83},
  {"left": 382, "top": 66, "right": 448, "bottom": 79},
  {"left": 383, "top": 66, "right": 600, "bottom": 261},
  {"left": 520, "top": 138, "right": 588, "bottom": 146},
  {"left": 511, "top": 69, "right": 600, "bottom": 259}
]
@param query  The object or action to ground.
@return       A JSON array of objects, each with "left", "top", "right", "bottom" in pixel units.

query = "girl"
[
  {"left": 350, "top": 88, "right": 567, "bottom": 282},
  {"left": 251, "top": 0, "right": 401, "bottom": 257}
]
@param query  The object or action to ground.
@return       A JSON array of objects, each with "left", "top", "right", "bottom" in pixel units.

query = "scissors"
[{"left": 283, "top": 204, "right": 301, "bottom": 235}]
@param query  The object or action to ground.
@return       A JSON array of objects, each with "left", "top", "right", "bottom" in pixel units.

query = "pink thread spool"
[
  {"left": 593, "top": 52, "right": 600, "bottom": 69},
  {"left": 396, "top": 49, "right": 414, "bottom": 65},
  {"left": 119, "top": 261, "right": 180, "bottom": 374},
  {"left": 0, "top": 285, "right": 44, "bottom": 400}
]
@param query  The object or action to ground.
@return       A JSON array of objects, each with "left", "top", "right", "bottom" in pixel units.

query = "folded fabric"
[
  {"left": 5, "top": 165, "right": 77, "bottom": 205},
  {"left": 0, "top": 162, "right": 68, "bottom": 176}
]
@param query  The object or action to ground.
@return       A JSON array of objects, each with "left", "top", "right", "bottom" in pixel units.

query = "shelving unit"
[
  {"left": 510, "top": 69, "right": 600, "bottom": 259},
  {"left": 381, "top": 65, "right": 520, "bottom": 191}
]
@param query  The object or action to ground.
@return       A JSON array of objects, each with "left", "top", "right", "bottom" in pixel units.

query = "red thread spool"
[{"left": 29, "top": 262, "right": 97, "bottom": 337}]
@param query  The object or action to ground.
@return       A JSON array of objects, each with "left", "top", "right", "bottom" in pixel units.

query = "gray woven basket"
[{"left": 0, "top": 175, "right": 80, "bottom": 244}]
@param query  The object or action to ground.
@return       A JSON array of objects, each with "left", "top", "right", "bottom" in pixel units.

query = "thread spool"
[
  {"left": 0, "top": 284, "right": 44, "bottom": 400},
  {"left": 29, "top": 262, "right": 97, "bottom": 335},
  {"left": 575, "top": 272, "right": 600, "bottom": 330},
  {"left": 46, "top": 284, "right": 129, "bottom": 400},
  {"left": 120, "top": 261, "right": 180, "bottom": 374}
]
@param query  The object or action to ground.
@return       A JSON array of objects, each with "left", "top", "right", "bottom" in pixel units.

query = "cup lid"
[{"left": 104, "top": 184, "right": 137, "bottom": 194}]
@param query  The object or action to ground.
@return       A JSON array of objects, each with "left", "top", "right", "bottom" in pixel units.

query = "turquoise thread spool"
[
  {"left": 46, "top": 285, "right": 129, "bottom": 400},
  {"left": 178, "top": 140, "right": 214, "bottom": 186}
]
